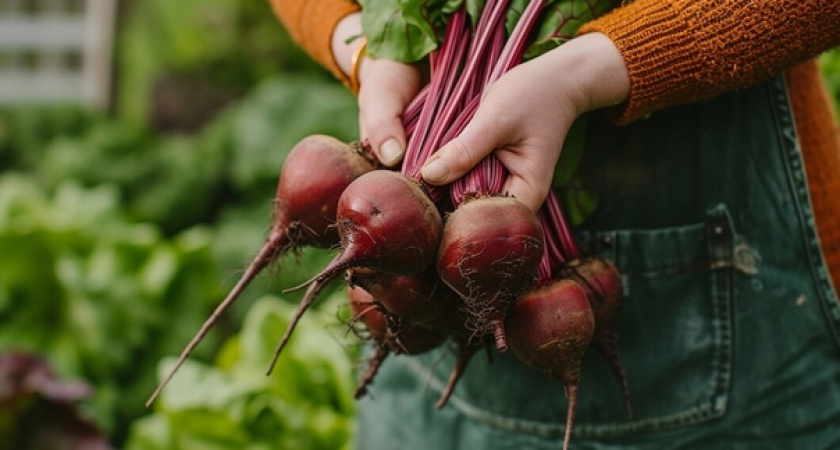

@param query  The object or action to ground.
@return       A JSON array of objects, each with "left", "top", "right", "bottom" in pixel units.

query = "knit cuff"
[
  {"left": 269, "top": 0, "right": 361, "bottom": 86},
  {"left": 580, "top": 0, "right": 840, "bottom": 124},
  {"left": 578, "top": 0, "right": 695, "bottom": 124}
]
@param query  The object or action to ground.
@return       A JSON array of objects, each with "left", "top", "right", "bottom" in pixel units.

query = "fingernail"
[
  {"left": 380, "top": 139, "right": 403, "bottom": 167},
  {"left": 421, "top": 159, "right": 449, "bottom": 183}
]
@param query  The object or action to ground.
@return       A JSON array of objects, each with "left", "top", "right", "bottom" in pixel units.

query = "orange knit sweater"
[{"left": 268, "top": 0, "right": 840, "bottom": 292}]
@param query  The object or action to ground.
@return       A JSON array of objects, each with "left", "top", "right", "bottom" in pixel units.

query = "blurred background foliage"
[
  {"left": 1, "top": 1, "right": 360, "bottom": 449},
  {"left": 0, "top": 0, "right": 838, "bottom": 449}
]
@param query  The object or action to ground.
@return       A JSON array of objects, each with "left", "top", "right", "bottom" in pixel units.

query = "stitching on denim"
[
  {"left": 769, "top": 75, "right": 840, "bottom": 349},
  {"left": 397, "top": 348, "right": 729, "bottom": 438},
  {"left": 706, "top": 204, "right": 734, "bottom": 423}
]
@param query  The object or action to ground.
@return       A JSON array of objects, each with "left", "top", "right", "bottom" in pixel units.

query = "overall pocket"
[{"left": 571, "top": 203, "right": 735, "bottom": 437}]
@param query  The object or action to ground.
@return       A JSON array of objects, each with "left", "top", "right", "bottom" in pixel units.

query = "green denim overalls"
[{"left": 353, "top": 75, "right": 840, "bottom": 449}]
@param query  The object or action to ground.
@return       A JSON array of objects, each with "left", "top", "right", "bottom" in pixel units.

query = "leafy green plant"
[
  {"left": 114, "top": 0, "right": 325, "bottom": 125},
  {"left": 126, "top": 295, "right": 357, "bottom": 450},
  {"left": 0, "top": 71, "right": 362, "bottom": 447},
  {"left": 359, "top": 0, "right": 619, "bottom": 62},
  {"left": 0, "top": 174, "right": 223, "bottom": 441}
]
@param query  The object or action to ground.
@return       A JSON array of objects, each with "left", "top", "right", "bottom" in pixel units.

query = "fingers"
[
  {"left": 422, "top": 133, "right": 552, "bottom": 211},
  {"left": 360, "top": 108, "right": 406, "bottom": 168},
  {"left": 420, "top": 113, "right": 506, "bottom": 185},
  {"left": 358, "top": 60, "right": 421, "bottom": 167}
]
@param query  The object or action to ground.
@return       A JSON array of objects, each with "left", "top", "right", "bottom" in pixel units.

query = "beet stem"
[{"left": 145, "top": 230, "right": 287, "bottom": 407}]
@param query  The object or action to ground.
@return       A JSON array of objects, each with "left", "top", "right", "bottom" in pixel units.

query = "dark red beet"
[
  {"left": 266, "top": 170, "right": 444, "bottom": 373},
  {"left": 348, "top": 267, "right": 456, "bottom": 326},
  {"left": 309, "top": 170, "right": 443, "bottom": 281},
  {"left": 348, "top": 286, "right": 446, "bottom": 355},
  {"left": 348, "top": 284, "right": 389, "bottom": 342},
  {"left": 276, "top": 135, "right": 378, "bottom": 248},
  {"left": 145, "top": 134, "right": 375, "bottom": 407},
  {"left": 347, "top": 286, "right": 447, "bottom": 399},
  {"left": 437, "top": 195, "right": 543, "bottom": 351},
  {"left": 561, "top": 257, "right": 622, "bottom": 326},
  {"left": 560, "top": 257, "right": 632, "bottom": 420},
  {"left": 420, "top": 297, "right": 469, "bottom": 337},
  {"left": 506, "top": 278, "right": 595, "bottom": 450}
]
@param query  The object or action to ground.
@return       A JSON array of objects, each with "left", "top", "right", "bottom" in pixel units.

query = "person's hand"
[
  {"left": 420, "top": 32, "right": 630, "bottom": 211},
  {"left": 332, "top": 13, "right": 421, "bottom": 167},
  {"left": 356, "top": 58, "right": 421, "bottom": 167}
]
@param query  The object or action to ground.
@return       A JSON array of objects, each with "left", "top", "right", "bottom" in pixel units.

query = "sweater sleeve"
[
  {"left": 578, "top": 0, "right": 840, "bottom": 123},
  {"left": 267, "top": 0, "right": 361, "bottom": 85}
]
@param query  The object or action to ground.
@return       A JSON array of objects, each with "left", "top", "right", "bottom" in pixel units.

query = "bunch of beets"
[{"left": 149, "top": 1, "right": 630, "bottom": 448}]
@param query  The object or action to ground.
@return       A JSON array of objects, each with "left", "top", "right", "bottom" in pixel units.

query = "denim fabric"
[{"left": 354, "top": 76, "right": 840, "bottom": 449}]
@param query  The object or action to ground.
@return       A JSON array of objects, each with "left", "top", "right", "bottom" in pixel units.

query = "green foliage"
[
  {"left": 125, "top": 295, "right": 357, "bottom": 450},
  {"left": 114, "top": 0, "right": 324, "bottom": 125},
  {"left": 0, "top": 174, "right": 221, "bottom": 438},
  {"left": 358, "top": 0, "right": 619, "bottom": 62},
  {"left": 359, "top": 0, "right": 462, "bottom": 62},
  {"left": 522, "top": 0, "right": 620, "bottom": 60},
  {"left": 0, "top": 76, "right": 359, "bottom": 235},
  {"left": 0, "top": 72, "right": 360, "bottom": 447}
]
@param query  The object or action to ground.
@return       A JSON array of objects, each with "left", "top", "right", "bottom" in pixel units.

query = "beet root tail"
[
  {"left": 266, "top": 274, "right": 334, "bottom": 375},
  {"left": 436, "top": 343, "right": 479, "bottom": 409},
  {"left": 595, "top": 327, "right": 633, "bottom": 422},
  {"left": 266, "top": 250, "right": 362, "bottom": 375},
  {"left": 562, "top": 383, "right": 578, "bottom": 450},
  {"left": 354, "top": 346, "right": 390, "bottom": 400},
  {"left": 145, "top": 230, "right": 289, "bottom": 407},
  {"left": 283, "top": 246, "right": 359, "bottom": 294}
]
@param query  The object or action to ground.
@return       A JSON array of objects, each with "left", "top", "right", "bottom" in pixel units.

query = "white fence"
[{"left": 0, "top": 0, "right": 116, "bottom": 108}]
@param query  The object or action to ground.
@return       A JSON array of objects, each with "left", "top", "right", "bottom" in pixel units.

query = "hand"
[
  {"left": 333, "top": 13, "right": 421, "bottom": 167},
  {"left": 357, "top": 58, "right": 421, "bottom": 167},
  {"left": 420, "top": 32, "right": 630, "bottom": 211}
]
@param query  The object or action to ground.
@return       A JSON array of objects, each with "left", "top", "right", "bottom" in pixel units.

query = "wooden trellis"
[{"left": 0, "top": 0, "right": 116, "bottom": 108}]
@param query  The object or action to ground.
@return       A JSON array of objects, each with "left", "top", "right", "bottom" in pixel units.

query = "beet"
[
  {"left": 437, "top": 195, "right": 544, "bottom": 351},
  {"left": 560, "top": 257, "right": 632, "bottom": 420},
  {"left": 226, "top": 136, "right": 377, "bottom": 310},
  {"left": 348, "top": 283, "right": 389, "bottom": 342},
  {"left": 506, "top": 278, "right": 595, "bottom": 450},
  {"left": 348, "top": 267, "right": 456, "bottom": 326},
  {"left": 347, "top": 286, "right": 447, "bottom": 399},
  {"left": 308, "top": 170, "right": 443, "bottom": 281},
  {"left": 561, "top": 257, "right": 622, "bottom": 326}
]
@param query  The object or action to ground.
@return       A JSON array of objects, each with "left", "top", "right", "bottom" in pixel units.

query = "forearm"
[{"left": 580, "top": 0, "right": 840, "bottom": 123}]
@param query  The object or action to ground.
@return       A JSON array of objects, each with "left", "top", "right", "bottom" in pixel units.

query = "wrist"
[
  {"left": 541, "top": 32, "right": 630, "bottom": 116},
  {"left": 332, "top": 13, "right": 367, "bottom": 83}
]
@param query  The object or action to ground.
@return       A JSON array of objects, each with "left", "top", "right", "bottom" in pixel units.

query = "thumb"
[{"left": 420, "top": 117, "right": 505, "bottom": 186}]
